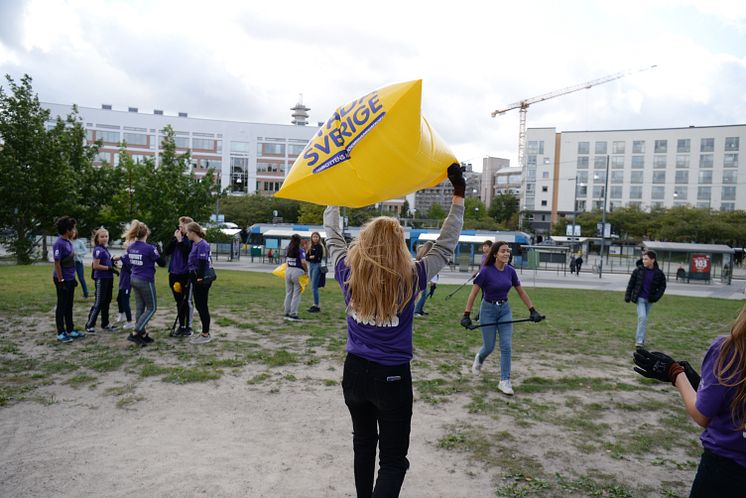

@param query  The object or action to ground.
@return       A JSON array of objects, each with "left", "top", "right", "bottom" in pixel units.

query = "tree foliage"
[{"left": 489, "top": 193, "right": 519, "bottom": 228}]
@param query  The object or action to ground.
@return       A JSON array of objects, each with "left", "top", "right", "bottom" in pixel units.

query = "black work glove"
[
  {"left": 428, "top": 283, "right": 437, "bottom": 299},
  {"left": 678, "top": 360, "right": 701, "bottom": 390},
  {"left": 447, "top": 163, "right": 466, "bottom": 198},
  {"left": 529, "top": 307, "right": 544, "bottom": 322},
  {"left": 460, "top": 312, "right": 472, "bottom": 329},
  {"left": 624, "top": 296, "right": 631, "bottom": 303},
  {"left": 633, "top": 348, "right": 681, "bottom": 384}
]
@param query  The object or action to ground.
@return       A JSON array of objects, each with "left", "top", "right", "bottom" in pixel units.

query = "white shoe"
[
  {"left": 114, "top": 313, "right": 124, "bottom": 323},
  {"left": 471, "top": 353, "right": 482, "bottom": 375},
  {"left": 123, "top": 321, "right": 135, "bottom": 330},
  {"left": 498, "top": 380, "right": 514, "bottom": 396}
]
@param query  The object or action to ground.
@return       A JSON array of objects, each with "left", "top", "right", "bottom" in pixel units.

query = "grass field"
[{"left": 1, "top": 264, "right": 743, "bottom": 497}]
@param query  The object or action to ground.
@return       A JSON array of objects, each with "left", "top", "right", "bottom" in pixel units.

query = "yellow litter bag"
[
  {"left": 272, "top": 263, "right": 309, "bottom": 293},
  {"left": 275, "top": 79, "right": 458, "bottom": 208}
]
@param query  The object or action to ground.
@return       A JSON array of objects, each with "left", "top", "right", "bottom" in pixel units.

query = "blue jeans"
[
  {"left": 414, "top": 289, "right": 427, "bottom": 314},
  {"left": 477, "top": 300, "right": 513, "bottom": 381},
  {"left": 636, "top": 297, "right": 652, "bottom": 345},
  {"left": 309, "top": 262, "right": 321, "bottom": 306},
  {"left": 75, "top": 261, "right": 89, "bottom": 297}
]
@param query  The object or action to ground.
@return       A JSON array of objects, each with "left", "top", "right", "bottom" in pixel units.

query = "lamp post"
[{"left": 599, "top": 155, "right": 610, "bottom": 279}]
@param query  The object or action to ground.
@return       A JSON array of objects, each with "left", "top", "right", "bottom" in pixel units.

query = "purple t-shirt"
[
  {"left": 335, "top": 256, "right": 427, "bottom": 365},
  {"left": 127, "top": 241, "right": 161, "bottom": 283},
  {"left": 188, "top": 239, "right": 212, "bottom": 272},
  {"left": 287, "top": 248, "right": 306, "bottom": 269},
  {"left": 52, "top": 237, "right": 76, "bottom": 281},
  {"left": 638, "top": 267, "right": 655, "bottom": 300},
  {"left": 118, "top": 254, "right": 131, "bottom": 290},
  {"left": 92, "top": 245, "right": 114, "bottom": 280},
  {"left": 696, "top": 336, "right": 746, "bottom": 468},
  {"left": 474, "top": 264, "right": 521, "bottom": 302}
]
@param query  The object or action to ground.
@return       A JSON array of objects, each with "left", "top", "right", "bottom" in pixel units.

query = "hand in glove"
[
  {"left": 633, "top": 348, "right": 685, "bottom": 385},
  {"left": 428, "top": 283, "right": 437, "bottom": 299},
  {"left": 447, "top": 163, "right": 466, "bottom": 198},
  {"left": 678, "top": 360, "right": 701, "bottom": 390},
  {"left": 460, "top": 312, "right": 473, "bottom": 329},
  {"left": 529, "top": 307, "right": 545, "bottom": 322}
]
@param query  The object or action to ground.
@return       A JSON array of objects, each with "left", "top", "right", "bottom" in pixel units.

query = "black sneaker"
[
  {"left": 127, "top": 333, "right": 145, "bottom": 346},
  {"left": 169, "top": 326, "right": 183, "bottom": 338},
  {"left": 307, "top": 305, "right": 320, "bottom": 313},
  {"left": 141, "top": 333, "right": 154, "bottom": 344},
  {"left": 182, "top": 327, "right": 193, "bottom": 337},
  {"left": 101, "top": 325, "right": 117, "bottom": 333}
]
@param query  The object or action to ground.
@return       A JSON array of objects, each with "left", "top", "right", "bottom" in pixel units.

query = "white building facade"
[
  {"left": 43, "top": 103, "right": 317, "bottom": 196},
  {"left": 525, "top": 124, "right": 746, "bottom": 234}
]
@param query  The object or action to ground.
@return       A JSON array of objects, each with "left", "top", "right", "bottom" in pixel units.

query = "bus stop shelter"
[{"left": 642, "top": 241, "right": 735, "bottom": 285}]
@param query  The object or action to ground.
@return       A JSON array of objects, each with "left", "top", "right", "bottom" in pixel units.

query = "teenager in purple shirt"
[
  {"left": 85, "top": 227, "right": 119, "bottom": 333},
  {"left": 324, "top": 164, "right": 465, "bottom": 498},
  {"left": 461, "top": 242, "right": 544, "bottom": 396},
  {"left": 625, "top": 250, "right": 667, "bottom": 347},
  {"left": 124, "top": 220, "right": 165, "bottom": 346},
  {"left": 633, "top": 297, "right": 746, "bottom": 497},
  {"left": 185, "top": 222, "right": 213, "bottom": 344},
  {"left": 52, "top": 216, "right": 85, "bottom": 343},
  {"left": 164, "top": 216, "right": 194, "bottom": 337}
]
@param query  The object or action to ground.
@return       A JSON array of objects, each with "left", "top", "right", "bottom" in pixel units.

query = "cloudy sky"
[{"left": 1, "top": 0, "right": 745, "bottom": 169}]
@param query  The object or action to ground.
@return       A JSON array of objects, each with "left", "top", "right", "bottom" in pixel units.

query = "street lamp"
[{"left": 598, "top": 155, "right": 610, "bottom": 279}]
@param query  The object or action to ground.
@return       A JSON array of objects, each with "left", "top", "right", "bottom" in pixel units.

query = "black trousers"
[
  {"left": 53, "top": 277, "right": 75, "bottom": 333},
  {"left": 192, "top": 282, "right": 210, "bottom": 334},
  {"left": 169, "top": 273, "right": 192, "bottom": 328},
  {"left": 116, "top": 287, "right": 132, "bottom": 321},
  {"left": 342, "top": 353, "right": 412, "bottom": 498},
  {"left": 86, "top": 278, "right": 113, "bottom": 329},
  {"left": 690, "top": 449, "right": 746, "bottom": 497}
]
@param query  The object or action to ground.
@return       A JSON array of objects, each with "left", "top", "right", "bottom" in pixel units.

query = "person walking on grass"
[
  {"left": 324, "top": 164, "right": 465, "bottom": 498},
  {"left": 461, "top": 241, "right": 544, "bottom": 396},
  {"left": 283, "top": 233, "right": 307, "bottom": 322},
  {"left": 625, "top": 249, "right": 666, "bottom": 348},
  {"left": 71, "top": 228, "right": 89, "bottom": 298},
  {"left": 85, "top": 227, "right": 119, "bottom": 334},
  {"left": 114, "top": 250, "right": 134, "bottom": 330},
  {"left": 306, "top": 231, "right": 325, "bottom": 313},
  {"left": 53, "top": 216, "right": 85, "bottom": 343},
  {"left": 632, "top": 293, "right": 746, "bottom": 497},
  {"left": 164, "top": 216, "right": 194, "bottom": 337},
  {"left": 124, "top": 220, "right": 165, "bottom": 346},
  {"left": 185, "top": 222, "right": 214, "bottom": 344}
]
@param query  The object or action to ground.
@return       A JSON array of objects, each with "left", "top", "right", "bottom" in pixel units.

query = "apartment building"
[
  {"left": 413, "top": 163, "right": 481, "bottom": 216},
  {"left": 480, "top": 156, "right": 520, "bottom": 209}
]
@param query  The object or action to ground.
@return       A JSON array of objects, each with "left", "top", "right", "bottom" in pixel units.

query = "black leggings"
[
  {"left": 169, "top": 273, "right": 192, "bottom": 329},
  {"left": 193, "top": 282, "right": 210, "bottom": 335},
  {"left": 690, "top": 449, "right": 746, "bottom": 497},
  {"left": 117, "top": 287, "right": 132, "bottom": 321},
  {"left": 54, "top": 277, "right": 75, "bottom": 333},
  {"left": 86, "top": 278, "right": 113, "bottom": 329}
]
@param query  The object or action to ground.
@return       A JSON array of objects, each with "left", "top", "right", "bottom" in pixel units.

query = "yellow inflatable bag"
[
  {"left": 275, "top": 80, "right": 458, "bottom": 208},
  {"left": 272, "top": 263, "right": 309, "bottom": 293}
]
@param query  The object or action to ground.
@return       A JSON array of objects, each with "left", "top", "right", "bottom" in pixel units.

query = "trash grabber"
[
  {"left": 170, "top": 281, "right": 189, "bottom": 333},
  {"left": 466, "top": 317, "right": 537, "bottom": 330},
  {"left": 444, "top": 275, "right": 475, "bottom": 301}
]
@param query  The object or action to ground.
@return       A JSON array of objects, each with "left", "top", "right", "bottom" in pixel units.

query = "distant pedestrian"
[
  {"left": 306, "top": 231, "right": 325, "bottom": 313},
  {"left": 71, "top": 229, "right": 89, "bottom": 298},
  {"left": 574, "top": 253, "right": 583, "bottom": 275},
  {"left": 52, "top": 216, "right": 84, "bottom": 343},
  {"left": 569, "top": 256, "right": 576, "bottom": 274},
  {"left": 625, "top": 250, "right": 667, "bottom": 347},
  {"left": 283, "top": 234, "right": 307, "bottom": 321},
  {"left": 85, "top": 227, "right": 118, "bottom": 334}
]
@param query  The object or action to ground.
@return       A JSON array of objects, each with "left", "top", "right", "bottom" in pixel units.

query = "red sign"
[{"left": 690, "top": 254, "right": 711, "bottom": 274}]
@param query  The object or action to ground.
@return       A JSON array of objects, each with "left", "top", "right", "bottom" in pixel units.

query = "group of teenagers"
[
  {"left": 52, "top": 215, "right": 215, "bottom": 347},
  {"left": 51, "top": 162, "right": 746, "bottom": 496}
]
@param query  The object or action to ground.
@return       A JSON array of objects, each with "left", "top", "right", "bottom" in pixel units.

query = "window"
[
  {"left": 288, "top": 144, "right": 305, "bottom": 156},
  {"left": 123, "top": 133, "right": 148, "bottom": 146},
  {"left": 85, "top": 129, "right": 94, "bottom": 141},
  {"left": 722, "top": 170, "right": 737, "bottom": 184},
  {"left": 675, "top": 170, "right": 688, "bottom": 184},
  {"left": 612, "top": 141, "right": 625, "bottom": 154},
  {"left": 699, "top": 154, "right": 713, "bottom": 168},
  {"left": 651, "top": 186, "right": 664, "bottom": 200},
  {"left": 631, "top": 156, "right": 644, "bottom": 168},
  {"left": 231, "top": 141, "right": 251, "bottom": 153},
  {"left": 94, "top": 151, "right": 111, "bottom": 163},
  {"left": 527, "top": 155, "right": 537, "bottom": 166},
  {"left": 700, "top": 138, "right": 714, "bottom": 152},
  {"left": 629, "top": 186, "right": 642, "bottom": 199},
  {"left": 592, "top": 186, "right": 605, "bottom": 198},
  {"left": 676, "top": 155, "right": 690, "bottom": 169},
  {"left": 540, "top": 200, "right": 547, "bottom": 206},
  {"left": 630, "top": 171, "right": 644, "bottom": 184},
  {"left": 724, "top": 153, "right": 738, "bottom": 168},
  {"left": 677, "top": 139, "right": 690, "bottom": 153},
  {"left": 542, "top": 171, "right": 549, "bottom": 178},
  {"left": 578, "top": 141, "right": 589, "bottom": 154},
  {"left": 697, "top": 186, "right": 711, "bottom": 201},
  {"left": 257, "top": 161, "right": 284, "bottom": 174},
  {"left": 204, "top": 159, "right": 221, "bottom": 170},
  {"left": 698, "top": 170, "right": 712, "bottom": 184},
  {"left": 577, "top": 156, "right": 589, "bottom": 169},
  {"left": 632, "top": 140, "right": 645, "bottom": 153},
  {"left": 193, "top": 138, "right": 215, "bottom": 151},
  {"left": 259, "top": 143, "right": 285, "bottom": 156},
  {"left": 654, "top": 140, "right": 667, "bottom": 153},
  {"left": 578, "top": 185, "right": 588, "bottom": 197},
  {"left": 653, "top": 155, "right": 667, "bottom": 169},
  {"left": 97, "top": 130, "right": 120, "bottom": 143},
  {"left": 611, "top": 156, "right": 624, "bottom": 169},
  {"left": 725, "top": 137, "right": 740, "bottom": 151},
  {"left": 674, "top": 187, "right": 687, "bottom": 200},
  {"left": 610, "top": 170, "right": 624, "bottom": 184},
  {"left": 527, "top": 141, "right": 544, "bottom": 154},
  {"left": 610, "top": 186, "right": 622, "bottom": 199},
  {"left": 722, "top": 186, "right": 736, "bottom": 201},
  {"left": 174, "top": 137, "right": 190, "bottom": 148},
  {"left": 721, "top": 202, "right": 735, "bottom": 211},
  {"left": 594, "top": 156, "right": 607, "bottom": 169},
  {"left": 576, "top": 200, "right": 586, "bottom": 211},
  {"left": 653, "top": 171, "right": 666, "bottom": 184},
  {"left": 541, "top": 186, "right": 548, "bottom": 192},
  {"left": 593, "top": 170, "right": 606, "bottom": 183},
  {"left": 595, "top": 142, "right": 607, "bottom": 155},
  {"left": 577, "top": 171, "right": 588, "bottom": 185}
]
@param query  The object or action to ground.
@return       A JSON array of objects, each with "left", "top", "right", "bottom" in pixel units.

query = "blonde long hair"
[
  {"left": 715, "top": 302, "right": 746, "bottom": 430},
  {"left": 345, "top": 216, "right": 417, "bottom": 324},
  {"left": 123, "top": 219, "right": 150, "bottom": 246}
]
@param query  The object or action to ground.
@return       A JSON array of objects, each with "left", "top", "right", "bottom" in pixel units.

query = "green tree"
[
  {"left": 464, "top": 197, "right": 486, "bottom": 220},
  {"left": 297, "top": 202, "right": 324, "bottom": 224},
  {"left": 427, "top": 203, "right": 447, "bottom": 220},
  {"left": 488, "top": 193, "right": 519, "bottom": 225}
]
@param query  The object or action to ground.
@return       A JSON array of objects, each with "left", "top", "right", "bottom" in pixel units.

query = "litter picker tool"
[
  {"left": 465, "top": 317, "right": 538, "bottom": 330},
  {"left": 444, "top": 275, "right": 475, "bottom": 301}
]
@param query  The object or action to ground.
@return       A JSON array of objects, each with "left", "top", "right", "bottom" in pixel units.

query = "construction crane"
[{"left": 491, "top": 65, "right": 657, "bottom": 219}]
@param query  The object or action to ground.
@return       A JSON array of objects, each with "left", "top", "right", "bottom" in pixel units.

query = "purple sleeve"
[
  {"left": 511, "top": 267, "right": 521, "bottom": 287},
  {"left": 474, "top": 270, "right": 486, "bottom": 288},
  {"left": 695, "top": 338, "right": 728, "bottom": 418},
  {"left": 416, "top": 261, "right": 427, "bottom": 292}
]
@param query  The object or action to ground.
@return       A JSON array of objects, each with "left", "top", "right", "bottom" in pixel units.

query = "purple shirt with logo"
[
  {"left": 474, "top": 264, "right": 521, "bottom": 302},
  {"left": 188, "top": 239, "right": 212, "bottom": 272},
  {"left": 127, "top": 241, "right": 162, "bottom": 282},
  {"left": 287, "top": 248, "right": 306, "bottom": 269},
  {"left": 92, "top": 245, "right": 114, "bottom": 280},
  {"left": 53, "top": 237, "right": 76, "bottom": 281},
  {"left": 118, "top": 253, "right": 132, "bottom": 290},
  {"left": 696, "top": 336, "right": 746, "bottom": 468},
  {"left": 335, "top": 256, "right": 427, "bottom": 365}
]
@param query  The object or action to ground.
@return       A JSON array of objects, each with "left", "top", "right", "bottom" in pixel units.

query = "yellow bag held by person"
[
  {"left": 272, "top": 263, "right": 309, "bottom": 293},
  {"left": 275, "top": 79, "right": 458, "bottom": 208}
]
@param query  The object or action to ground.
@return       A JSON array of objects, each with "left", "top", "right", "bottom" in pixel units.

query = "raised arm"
[{"left": 323, "top": 206, "right": 347, "bottom": 269}]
